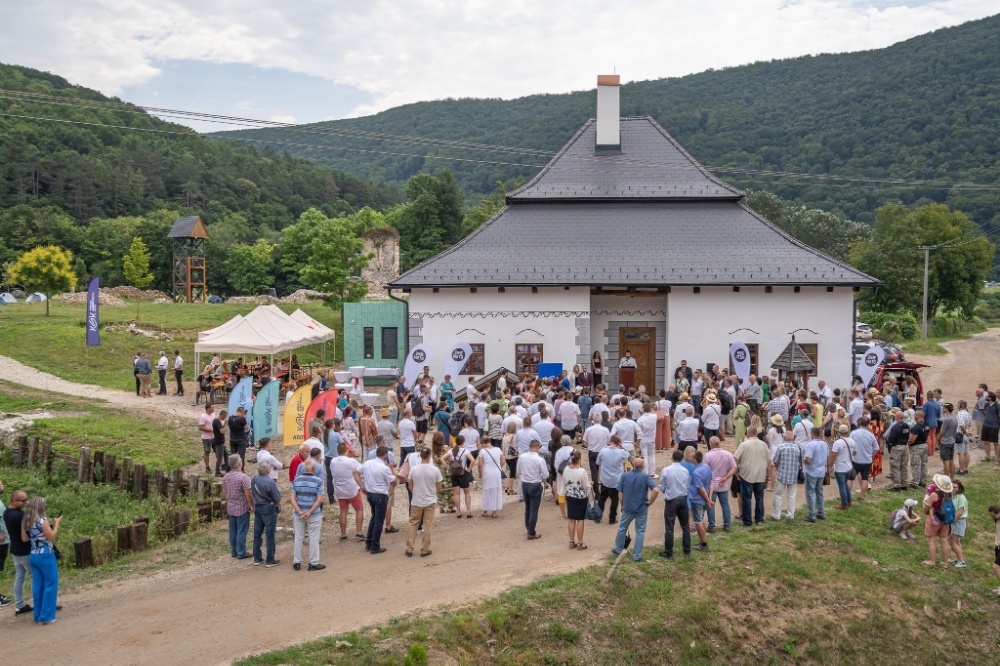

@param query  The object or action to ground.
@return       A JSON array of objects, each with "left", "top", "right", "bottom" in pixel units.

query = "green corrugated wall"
[{"left": 343, "top": 301, "right": 406, "bottom": 376}]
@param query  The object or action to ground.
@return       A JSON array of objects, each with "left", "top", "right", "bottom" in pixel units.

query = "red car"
[{"left": 874, "top": 362, "right": 928, "bottom": 406}]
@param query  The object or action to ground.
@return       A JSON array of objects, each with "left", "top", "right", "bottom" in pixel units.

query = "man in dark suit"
[
  {"left": 577, "top": 364, "right": 593, "bottom": 390},
  {"left": 674, "top": 360, "right": 693, "bottom": 384}
]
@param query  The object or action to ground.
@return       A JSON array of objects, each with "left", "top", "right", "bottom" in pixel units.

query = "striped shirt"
[{"left": 291, "top": 473, "right": 324, "bottom": 513}]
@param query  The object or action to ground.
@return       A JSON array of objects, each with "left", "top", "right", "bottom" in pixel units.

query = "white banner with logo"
[
  {"left": 442, "top": 342, "right": 474, "bottom": 380},
  {"left": 403, "top": 343, "right": 433, "bottom": 390},
  {"left": 857, "top": 345, "right": 886, "bottom": 388},
  {"left": 730, "top": 340, "right": 752, "bottom": 388}
]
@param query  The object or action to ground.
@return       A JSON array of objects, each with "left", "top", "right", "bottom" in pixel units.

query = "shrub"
[
  {"left": 931, "top": 315, "right": 985, "bottom": 338},
  {"left": 860, "top": 311, "right": 919, "bottom": 341},
  {"left": 976, "top": 291, "right": 1000, "bottom": 321}
]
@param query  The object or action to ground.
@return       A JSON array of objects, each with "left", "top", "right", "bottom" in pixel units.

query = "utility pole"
[{"left": 920, "top": 245, "right": 932, "bottom": 340}]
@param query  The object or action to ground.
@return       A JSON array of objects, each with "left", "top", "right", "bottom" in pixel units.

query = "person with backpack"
[
  {"left": 948, "top": 479, "right": 969, "bottom": 568},
  {"left": 922, "top": 474, "right": 955, "bottom": 568}
]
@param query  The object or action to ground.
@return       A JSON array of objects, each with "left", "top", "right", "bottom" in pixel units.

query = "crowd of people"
[{"left": 194, "top": 361, "right": 1000, "bottom": 594}]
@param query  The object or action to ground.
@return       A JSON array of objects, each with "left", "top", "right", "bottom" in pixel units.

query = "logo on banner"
[
  {"left": 864, "top": 352, "right": 879, "bottom": 368},
  {"left": 451, "top": 348, "right": 466, "bottom": 362},
  {"left": 734, "top": 349, "right": 747, "bottom": 363},
  {"left": 413, "top": 349, "right": 426, "bottom": 363}
]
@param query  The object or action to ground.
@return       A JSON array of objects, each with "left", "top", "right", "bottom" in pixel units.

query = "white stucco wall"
[
  {"left": 407, "top": 287, "right": 590, "bottom": 383},
  {"left": 589, "top": 294, "right": 668, "bottom": 389},
  {"left": 666, "top": 287, "right": 855, "bottom": 386}
]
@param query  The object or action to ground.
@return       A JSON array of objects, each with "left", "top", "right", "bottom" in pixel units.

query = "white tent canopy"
[
  {"left": 289, "top": 308, "right": 337, "bottom": 341},
  {"left": 243, "top": 305, "right": 327, "bottom": 347},
  {"left": 26, "top": 292, "right": 47, "bottom": 303},
  {"left": 198, "top": 314, "right": 244, "bottom": 341},
  {"left": 194, "top": 305, "right": 333, "bottom": 356},
  {"left": 194, "top": 317, "right": 288, "bottom": 355}
]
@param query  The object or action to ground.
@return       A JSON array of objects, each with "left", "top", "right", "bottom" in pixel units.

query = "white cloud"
[{"left": 0, "top": 0, "right": 996, "bottom": 117}]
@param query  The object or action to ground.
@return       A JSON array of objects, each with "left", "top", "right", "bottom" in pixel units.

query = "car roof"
[{"left": 881, "top": 362, "right": 929, "bottom": 370}]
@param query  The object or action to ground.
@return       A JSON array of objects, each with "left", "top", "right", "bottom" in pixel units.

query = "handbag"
[
  {"left": 586, "top": 494, "right": 603, "bottom": 521},
  {"left": 486, "top": 447, "right": 507, "bottom": 480}
]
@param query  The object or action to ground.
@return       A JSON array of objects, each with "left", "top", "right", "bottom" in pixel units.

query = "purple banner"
[{"left": 86, "top": 277, "right": 100, "bottom": 346}]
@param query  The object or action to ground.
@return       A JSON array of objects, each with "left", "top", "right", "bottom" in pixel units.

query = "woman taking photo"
[
  {"left": 21, "top": 496, "right": 60, "bottom": 624},
  {"left": 563, "top": 451, "right": 592, "bottom": 549}
]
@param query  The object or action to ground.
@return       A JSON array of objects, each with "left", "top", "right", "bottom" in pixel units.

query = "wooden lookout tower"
[{"left": 168, "top": 216, "right": 209, "bottom": 303}]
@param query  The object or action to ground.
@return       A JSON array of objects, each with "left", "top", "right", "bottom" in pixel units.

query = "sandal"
[
  {"left": 466, "top": 513, "right": 473, "bottom": 518},
  {"left": 384, "top": 526, "right": 399, "bottom": 534},
  {"left": 569, "top": 541, "right": 577, "bottom": 549},
  {"left": 492, "top": 512, "right": 498, "bottom": 518},
  {"left": 577, "top": 543, "right": 588, "bottom": 550},
  {"left": 456, "top": 512, "right": 463, "bottom": 519},
  {"left": 481, "top": 512, "right": 489, "bottom": 517},
  {"left": 921, "top": 560, "right": 935, "bottom": 566}
]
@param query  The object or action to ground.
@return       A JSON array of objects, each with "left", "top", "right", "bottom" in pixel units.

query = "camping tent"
[
  {"left": 25, "top": 292, "right": 47, "bottom": 303},
  {"left": 0, "top": 293, "right": 16, "bottom": 304}
]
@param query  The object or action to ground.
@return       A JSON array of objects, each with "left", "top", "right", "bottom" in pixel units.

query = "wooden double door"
[{"left": 619, "top": 327, "right": 656, "bottom": 393}]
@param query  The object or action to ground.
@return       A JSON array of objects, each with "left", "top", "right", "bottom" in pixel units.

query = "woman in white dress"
[{"left": 477, "top": 438, "right": 506, "bottom": 517}]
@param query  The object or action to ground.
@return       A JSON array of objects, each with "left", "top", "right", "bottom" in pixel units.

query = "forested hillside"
[
  {"left": 219, "top": 14, "right": 1000, "bottom": 228},
  {"left": 0, "top": 63, "right": 402, "bottom": 226}
]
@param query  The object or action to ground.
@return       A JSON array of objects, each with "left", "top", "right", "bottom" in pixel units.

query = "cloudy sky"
[{"left": 0, "top": 0, "right": 995, "bottom": 131}]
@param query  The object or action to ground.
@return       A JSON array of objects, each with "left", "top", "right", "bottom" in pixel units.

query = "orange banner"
[{"left": 282, "top": 384, "right": 312, "bottom": 448}]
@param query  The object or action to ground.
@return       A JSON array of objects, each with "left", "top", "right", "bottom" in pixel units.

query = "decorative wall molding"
[
  {"left": 410, "top": 311, "right": 589, "bottom": 319},
  {"left": 590, "top": 309, "right": 666, "bottom": 317}
]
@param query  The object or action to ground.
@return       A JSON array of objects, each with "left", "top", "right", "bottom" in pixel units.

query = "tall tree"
[
  {"left": 391, "top": 171, "right": 465, "bottom": 271},
  {"left": 122, "top": 237, "right": 154, "bottom": 320},
  {"left": 5, "top": 245, "right": 78, "bottom": 316},
  {"left": 299, "top": 218, "right": 372, "bottom": 307},
  {"left": 224, "top": 239, "right": 276, "bottom": 295},
  {"left": 850, "top": 203, "right": 995, "bottom": 317},
  {"left": 744, "top": 190, "right": 870, "bottom": 261}
]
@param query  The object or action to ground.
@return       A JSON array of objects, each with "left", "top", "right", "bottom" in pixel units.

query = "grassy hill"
[
  {"left": 0, "top": 63, "right": 402, "bottom": 226},
  {"left": 218, "top": 14, "right": 1000, "bottom": 228}
]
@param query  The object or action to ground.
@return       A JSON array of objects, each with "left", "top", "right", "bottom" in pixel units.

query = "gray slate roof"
[
  {"left": 167, "top": 215, "right": 204, "bottom": 238},
  {"left": 390, "top": 202, "right": 877, "bottom": 288},
  {"left": 507, "top": 117, "right": 742, "bottom": 202},
  {"left": 389, "top": 114, "right": 877, "bottom": 290}
]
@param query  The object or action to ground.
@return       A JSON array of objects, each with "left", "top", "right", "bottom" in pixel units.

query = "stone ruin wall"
[{"left": 361, "top": 228, "right": 400, "bottom": 300}]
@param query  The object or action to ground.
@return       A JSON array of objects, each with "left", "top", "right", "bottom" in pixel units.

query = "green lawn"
[
  {"left": 0, "top": 462, "right": 209, "bottom": 598},
  {"left": 0, "top": 301, "right": 343, "bottom": 391},
  {"left": 237, "top": 467, "right": 1000, "bottom": 665},
  {"left": 0, "top": 380, "right": 200, "bottom": 470}
]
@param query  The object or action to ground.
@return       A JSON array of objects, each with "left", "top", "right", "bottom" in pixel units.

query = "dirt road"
[{"left": 906, "top": 327, "right": 1000, "bottom": 401}]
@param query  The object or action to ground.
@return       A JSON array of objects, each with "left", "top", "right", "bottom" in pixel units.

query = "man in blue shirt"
[
  {"left": 596, "top": 436, "right": 629, "bottom": 523},
  {"left": 659, "top": 449, "right": 691, "bottom": 559},
  {"left": 688, "top": 451, "right": 714, "bottom": 551},
  {"left": 577, "top": 390, "right": 593, "bottom": 431},
  {"left": 612, "top": 457, "right": 659, "bottom": 562},
  {"left": 922, "top": 393, "right": 941, "bottom": 456},
  {"left": 803, "top": 428, "right": 829, "bottom": 522}
]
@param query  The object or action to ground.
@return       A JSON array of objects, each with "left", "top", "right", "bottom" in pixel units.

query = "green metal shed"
[{"left": 343, "top": 300, "right": 406, "bottom": 382}]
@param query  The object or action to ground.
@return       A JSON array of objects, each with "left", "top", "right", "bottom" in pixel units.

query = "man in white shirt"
[
  {"left": 583, "top": 412, "right": 610, "bottom": 483},
  {"left": 619, "top": 351, "right": 638, "bottom": 369},
  {"left": 397, "top": 409, "right": 417, "bottom": 461},
  {"left": 611, "top": 410, "right": 639, "bottom": 453},
  {"left": 329, "top": 442, "right": 365, "bottom": 540},
  {"left": 474, "top": 393, "right": 490, "bottom": 432},
  {"left": 514, "top": 397, "right": 528, "bottom": 419},
  {"left": 458, "top": 418, "right": 481, "bottom": 459},
  {"left": 676, "top": 407, "right": 701, "bottom": 451},
  {"left": 533, "top": 409, "right": 555, "bottom": 449},
  {"left": 466, "top": 378, "right": 477, "bottom": 405},
  {"left": 673, "top": 396, "right": 692, "bottom": 430},
  {"left": 406, "top": 448, "right": 443, "bottom": 557},
  {"left": 792, "top": 410, "right": 812, "bottom": 446},
  {"left": 589, "top": 397, "right": 610, "bottom": 423},
  {"left": 359, "top": 446, "right": 397, "bottom": 554},
  {"left": 848, "top": 390, "right": 865, "bottom": 427},
  {"left": 502, "top": 406, "right": 522, "bottom": 434},
  {"left": 700, "top": 394, "right": 722, "bottom": 445},
  {"left": 255, "top": 438, "right": 284, "bottom": 481},
  {"left": 496, "top": 370, "right": 508, "bottom": 395},
  {"left": 636, "top": 403, "right": 659, "bottom": 478},
  {"left": 817, "top": 380, "right": 834, "bottom": 408},
  {"left": 559, "top": 398, "right": 582, "bottom": 437},
  {"left": 628, "top": 393, "right": 644, "bottom": 421},
  {"left": 518, "top": 439, "right": 549, "bottom": 539},
  {"left": 173, "top": 350, "right": 185, "bottom": 396},
  {"left": 156, "top": 351, "right": 169, "bottom": 395}
]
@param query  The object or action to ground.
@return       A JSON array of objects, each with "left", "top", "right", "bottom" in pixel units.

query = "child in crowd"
[
  {"left": 947, "top": 480, "right": 968, "bottom": 568},
  {"left": 990, "top": 505, "right": 1000, "bottom": 596},
  {"left": 890, "top": 498, "right": 921, "bottom": 540}
]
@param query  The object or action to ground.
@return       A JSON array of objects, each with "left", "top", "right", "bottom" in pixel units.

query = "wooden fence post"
[
  {"left": 187, "top": 474, "right": 201, "bottom": 499},
  {"left": 173, "top": 509, "right": 191, "bottom": 537},
  {"left": 211, "top": 499, "right": 224, "bottom": 521},
  {"left": 104, "top": 454, "right": 117, "bottom": 484},
  {"left": 74, "top": 538, "right": 95, "bottom": 569},
  {"left": 120, "top": 457, "right": 133, "bottom": 492},
  {"left": 131, "top": 520, "right": 148, "bottom": 552},
  {"left": 77, "top": 447, "right": 91, "bottom": 484},
  {"left": 133, "top": 463, "right": 146, "bottom": 499},
  {"left": 197, "top": 501, "right": 212, "bottom": 524},
  {"left": 27, "top": 437, "right": 39, "bottom": 467},
  {"left": 93, "top": 450, "right": 105, "bottom": 482},
  {"left": 116, "top": 525, "right": 133, "bottom": 556},
  {"left": 41, "top": 439, "right": 52, "bottom": 473},
  {"left": 13, "top": 435, "right": 26, "bottom": 467},
  {"left": 152, "top": 469, "right": 165, "bottom": 497}
]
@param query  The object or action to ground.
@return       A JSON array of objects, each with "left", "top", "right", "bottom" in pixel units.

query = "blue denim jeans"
[
  {"left": 835, "top": 471, "right": 851, "bottom": 508},
  {"left": 29, "top": 551, "right": 58, "bottom": 623},
  {"left": 522, "top": 482, "right": 543, "bottom": 535},
  {"left": 12, "top": 553, "right": 30, "bottom": 609},
  {"left": 740, "top": 480, "right": 765, "bottom": 525},
  {"left": 366, "top": 492, "right": 389, "bottom": 551},
  {"left": 613, "top": 508, "right": 649, "bottom": 561},
  {"left": 805, "top": 474, "right": 826, "bottom": 519},
  {"left": 229, "top": 511, "right": 250, "bottom": 557},
  {"left": 253, "top": 505, "right": 278, "bottom": 563},
  {"left": 709, "top": 490, "right": 731, "bottom": 529}
]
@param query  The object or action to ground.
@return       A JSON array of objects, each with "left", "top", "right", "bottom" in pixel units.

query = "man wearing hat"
[
  {"left": 829, "top": 424, "right": 855, "bottom": 509},
  {"left": 922, "top": 474, "right": 954, "bottom": 567},
  {"left": 377, "top": 407, "right": 398, "bottom": 450},
  {"left": 700, "top": 393, "right": 722, "bottom": 446}
]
